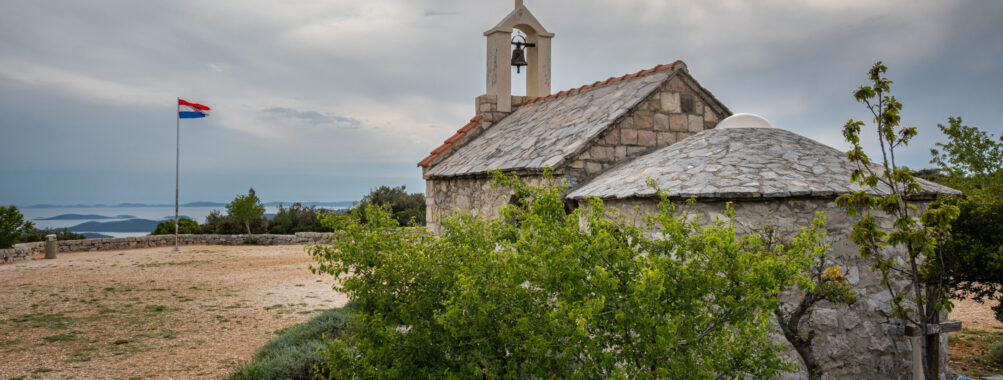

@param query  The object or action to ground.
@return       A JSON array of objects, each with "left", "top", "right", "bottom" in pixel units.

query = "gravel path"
[{"left": 0, "top": 245, "right": 347, "bottom": 380}]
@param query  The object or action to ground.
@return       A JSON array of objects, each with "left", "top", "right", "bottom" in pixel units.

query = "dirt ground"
[
  {"left": 1, "top": 245, "right": 999, "bottom": 379},
  {"left": 0, "top": 245, "right": 347, "bottom": 380}
]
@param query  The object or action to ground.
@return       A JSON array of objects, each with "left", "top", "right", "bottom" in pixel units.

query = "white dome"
[{"left": 717, "top": 113, "right": 774, "bottom": 129}]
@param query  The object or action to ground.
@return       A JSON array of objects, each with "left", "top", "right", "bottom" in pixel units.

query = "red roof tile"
[{"left": 418, "top": 115, "right": 483, "bottom": 167}]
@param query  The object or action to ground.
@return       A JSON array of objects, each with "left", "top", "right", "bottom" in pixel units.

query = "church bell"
[{"left": 511, "top": 46, "right": 528, "bottom": 73}]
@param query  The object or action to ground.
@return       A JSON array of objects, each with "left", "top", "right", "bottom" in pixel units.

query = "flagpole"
[{"left": 173, "top": 97, "right": 180, "bottom": 252}]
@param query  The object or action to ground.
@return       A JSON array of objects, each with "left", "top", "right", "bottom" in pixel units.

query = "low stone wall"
[{"left": 1, "top": 232, "right": 335, "bottom": 264}]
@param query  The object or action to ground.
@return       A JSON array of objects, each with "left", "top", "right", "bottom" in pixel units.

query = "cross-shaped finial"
[{"left": 516, "top": 0, "right": 523, "bottom": 9}]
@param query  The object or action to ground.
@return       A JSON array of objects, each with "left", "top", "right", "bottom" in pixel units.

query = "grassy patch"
[
  {"left": 43, "top": 333, "right": 77, "bottom": 343},
  {"left": 227, "top": 305, "right": 351, "bottom": 380},
  {"left": 147, "top": 329, "right": 180, "bottom": 339},
  {"left": 137, "top": 260, "right": 211, "bottom": 268},
  {"left": 143, "top": 305, "right": 176, "bottom": 313},
  {"left": 949, "top": 328, "right": 1003, "bottom": 378},
  {"left": 12, "top": 312, "right": 72, "bottom": 329}
]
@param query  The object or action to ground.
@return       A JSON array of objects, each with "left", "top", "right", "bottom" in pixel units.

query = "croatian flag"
[{"left": 178, "top": 99, "right": 210, "bottom": 118}]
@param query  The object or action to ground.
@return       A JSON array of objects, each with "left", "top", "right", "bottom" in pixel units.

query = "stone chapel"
[{"left": 417, "top": 2, "right": 961, "bottom": 378}]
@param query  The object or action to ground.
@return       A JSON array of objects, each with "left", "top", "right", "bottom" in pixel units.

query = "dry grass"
[
  {"left": 949, "top": 296, "right": 1003, "bottom": 378},
  {"left": 0, "top": 245, "right": 346, "bottom": 379}
]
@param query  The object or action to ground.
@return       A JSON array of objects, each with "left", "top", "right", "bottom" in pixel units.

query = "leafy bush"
[
  {"left": 360, "top": 185, "right": 425, "bottom": 226},
  {"left": 991, "top": 341, "right": 1003, "bottom": 365},
  {"left": 1, "top": 205, "right": 35, "bottom": 248},
  {"left": 229, "top": 306, "right": 351, "bottom": 380},
  {"left": 268, "top": 203, "right": 321, "bottom": 234},
  {"left": 150, "top": 218, "right": 200, "bottom": 235},
  {"left": 310, "top": 172, "right": 817, "bottom": 378},
  {"left": 202, "top": 209, "right": 255, "bottom": 235},
  {"left": 924, "top": 117, "right": 1003, "bottom": 322},
  {"left": 20, "top": 228, "right": 87, "bottom": 242}
]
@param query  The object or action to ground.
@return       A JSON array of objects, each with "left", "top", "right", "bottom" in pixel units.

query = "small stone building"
[
  {"left": 419, "top": 3, "right": 729, "bottom": 230},
  {"left": 418, "top": 2, "right": 962, "bottom": 378},
  {"left": 567, "top": 114, "right": 960, "bottom": 378}
]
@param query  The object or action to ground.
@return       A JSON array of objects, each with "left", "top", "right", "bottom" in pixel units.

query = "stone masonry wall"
[
  {"left": 561, "top": 74, "right": 728, "bottom": 182},
  {"left": 1, "top": 232, "right": 334, "bottom": 264},
  {"left": 425, "top": 175, "right": 550, "bottom": 233},
  {"left": 600, "top": 197, "right": 942, "bottom": 380}
]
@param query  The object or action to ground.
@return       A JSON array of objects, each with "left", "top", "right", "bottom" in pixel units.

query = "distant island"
[
  {"left": 80, "top": 232, "right": 114, "bottom": 239},
  {"left": 67, "top": 219, "right": 161, "bottom": 233},
  {"left": 37, "top": 214, "right": 136, "bottom": 221}
]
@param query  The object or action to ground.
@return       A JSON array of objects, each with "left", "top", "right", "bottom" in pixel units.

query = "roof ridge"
[
  {"left": 520, "top": 60, "right": 682, "bottom": 106},
  {"left": 417, "top": 115, "right": 483, "bottom": 167},
  {"left": 417, "top": 61, "right": 684, "bottom": 168}
]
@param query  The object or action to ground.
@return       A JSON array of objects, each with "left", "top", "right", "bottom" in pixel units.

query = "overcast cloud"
[{"left": 0, "top": 0, "right": 1000, "bottom": 205}]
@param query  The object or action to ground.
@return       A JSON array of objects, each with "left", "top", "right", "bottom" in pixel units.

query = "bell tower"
[{"left": 483, "top": 0, "right": 553, "bottom": 113}]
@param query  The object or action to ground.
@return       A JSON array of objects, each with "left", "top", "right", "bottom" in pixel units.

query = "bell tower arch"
[{"left": 484, "top": 0, "right": 553, "bottom": 112}]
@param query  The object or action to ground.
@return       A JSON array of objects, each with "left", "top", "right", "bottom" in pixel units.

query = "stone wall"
[
  {"left": 425, "top": 175, "right": 546, "bottom": 232},
  {"left": 600, "top": 197, "right": 945, "bottom": 380},
  {"left": 562, "top": 74, "right": 728, "bottom": 181},
  {"left": 1, "top": 232, "right": 334, "bottom": 264}
]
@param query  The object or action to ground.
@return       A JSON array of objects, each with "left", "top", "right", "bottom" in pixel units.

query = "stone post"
[{"left": 44, "top": 234, "right": 57, "bottom": 259}]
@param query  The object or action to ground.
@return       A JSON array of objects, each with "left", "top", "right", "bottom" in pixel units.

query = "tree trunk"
[
  {"left": 245, "top": 221, "right": 251, "bottom": 235},
  {"left": 774, "top": 305, "right": 822, "bottom": 380}
]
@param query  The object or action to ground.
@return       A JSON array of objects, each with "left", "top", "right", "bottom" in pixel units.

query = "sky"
[{"left": 0, "top": 0, "right": 1000, "bottom": 205}]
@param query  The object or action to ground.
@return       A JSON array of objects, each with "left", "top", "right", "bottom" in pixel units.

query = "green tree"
[
  {"left": 0, "top": 206, "right": 35, "bottom": 248},
  {"left": 835, "top": 62, "right": 959, "bottom": 379},
  {"left": 267, "top": 203, "right": 320, "bottom": 234},
  {"left": 151, "top": 218, "right": 200, "bottom": 235},
  {"left": 927, "top": 118, "right": 1003, "bottom": 321},
  {"left": 227, "top": 188, "right": 266, "bottom": 235},
  {"left": 360, "top": 185, "right": 425, "bottom": 226},
  {"left": 310, "top": 172, "right": 820, "bottom": 379},
  {"left": 930, "top": 116, "right": 1003, "bottom": 195}
]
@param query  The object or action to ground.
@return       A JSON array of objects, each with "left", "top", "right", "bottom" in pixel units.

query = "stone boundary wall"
[{"left": 1, "top": 232, "right": 335, "bottom": 264}]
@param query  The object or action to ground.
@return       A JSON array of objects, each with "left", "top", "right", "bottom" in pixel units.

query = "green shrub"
[
  {"left": 359, "top": 185, "right": 425, "bottom": 226},
  {"left": 150, "top": 218, "right": 200, "bottom": 235},
  {"left": 202, "top": 209, "right": 257, "bottom": 234},
  {"left": 991, "top": 341, "right": 1003, "bottom": 365},
  {"left": 20, "top": 228, "right": 87, "bottom": 242},
  {"left": 229, "top": 306, "right": 352, "bottom": 380},
  {"left": 310, "top": 172, "right": 818, "bottom": 379},
  {"left": 268, "top": 203, "right": 322, "bottom": 234}
]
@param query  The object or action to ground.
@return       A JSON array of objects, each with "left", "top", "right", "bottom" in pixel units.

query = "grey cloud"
[
  {"left": 424, "top": 10, "right": 461, "bottom": 17},
  {"left": 0, "top": 0, "right": 1000, "bottom": 205},
  {"left": 261, "top": 107, "right": 363, "bottom": 128}
]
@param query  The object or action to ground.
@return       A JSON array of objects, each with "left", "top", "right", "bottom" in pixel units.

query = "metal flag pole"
[{"left": 173, "top": 97, "right": 180, "bottom": 252}]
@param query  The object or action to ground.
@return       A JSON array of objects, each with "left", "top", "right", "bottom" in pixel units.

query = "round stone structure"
[{"left": 567, "top": 118, "right": 960, "bottom": 379}]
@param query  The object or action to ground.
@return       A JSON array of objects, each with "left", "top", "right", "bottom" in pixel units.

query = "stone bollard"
[{"left": 44, "top": 234, "right": 57, "bottom": 259}]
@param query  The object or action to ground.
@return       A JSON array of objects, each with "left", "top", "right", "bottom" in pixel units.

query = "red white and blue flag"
[{"left": 178, "top": 99, "right": 210, "bottom": 118}]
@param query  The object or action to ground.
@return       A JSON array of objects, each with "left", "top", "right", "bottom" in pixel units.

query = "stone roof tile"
[
  {"left": 422, "top": 62, "right": 683, "bottom": 176},
  {"left": 568, "top": 127, "right": 961, "bottom": 200}
]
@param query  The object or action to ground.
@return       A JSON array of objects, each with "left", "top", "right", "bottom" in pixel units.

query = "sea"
[{"left": 21, "top": 205, "right": 289, "bottom": 238}]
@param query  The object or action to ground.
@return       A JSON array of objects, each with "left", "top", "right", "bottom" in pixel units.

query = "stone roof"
[
  {"left": 567, "top": 127, "right": 961, "bottom": 200},
  {"left": 423, "top": 62, "right": 688, "bottom": 177}
]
